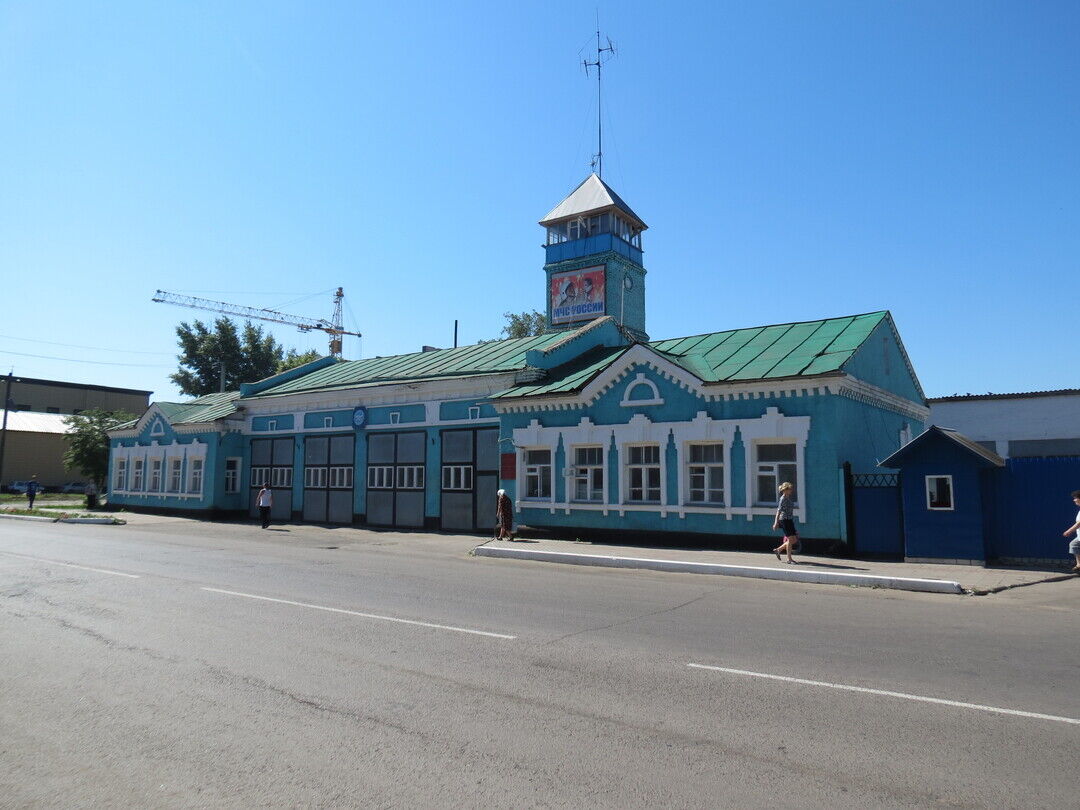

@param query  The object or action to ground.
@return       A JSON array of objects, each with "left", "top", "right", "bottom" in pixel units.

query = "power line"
[
  {"left": 0, "top": 334, "right": 174, "bottom": 356},
  {"left": 0, "top": 349, "right": 169, "bottom": 368}
]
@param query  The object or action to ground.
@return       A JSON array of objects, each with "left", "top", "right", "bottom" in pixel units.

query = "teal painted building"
[{"left": 109, "top": 176, "right": 927, "bottom": 542}]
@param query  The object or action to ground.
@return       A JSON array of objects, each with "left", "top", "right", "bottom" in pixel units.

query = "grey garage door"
[
  {"left": 366, "top": 431, "right": 426, "bottom": 528},
  {"left": 440, "top": 428, "right": 499, "bottom": 532},
  {"left": 303, "top": 434, "right": 355, "bottom": 524}
]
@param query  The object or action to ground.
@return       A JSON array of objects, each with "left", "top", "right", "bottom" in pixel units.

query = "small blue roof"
[{"left": 880, "top": 425, "right": 1004, "bottom": 469}]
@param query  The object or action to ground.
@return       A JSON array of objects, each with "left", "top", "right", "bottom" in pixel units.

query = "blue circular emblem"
[{"left": 352, "top": 407, "right": 367, "bottom": 428}]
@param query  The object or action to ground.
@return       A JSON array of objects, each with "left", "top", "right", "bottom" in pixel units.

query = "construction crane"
[{"left": 152, "top": 287, "right": 361, "bottom": 357}]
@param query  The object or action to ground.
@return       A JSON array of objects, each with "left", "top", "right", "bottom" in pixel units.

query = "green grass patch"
[{"left": 0, "top": 493, "right": 83, "bottom": 503}]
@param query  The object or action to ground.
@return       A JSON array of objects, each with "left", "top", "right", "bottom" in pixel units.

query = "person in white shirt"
[
  {"left": 1062, "top": 489, "right": 1080, "bottom": 572},
  {"left": 257, "top": 485, "right": 273, "bottom": 529}
]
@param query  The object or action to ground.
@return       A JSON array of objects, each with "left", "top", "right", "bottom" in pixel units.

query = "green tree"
[
  {"left": 277, "top": 348, "right": 323, "bottom": 373},
  {"left": 501, "top": 310, "right": 547, "bottom": 339},
  {"left": 170, "top": 318, "right": 284, "bottom": 396},
  {"left": 62, "top": 409, "right": 136, "bottom": 491}
]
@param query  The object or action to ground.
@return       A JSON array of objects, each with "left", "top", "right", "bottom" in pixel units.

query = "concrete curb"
[
  {"left": 474, "top": 545, "right": 964, "bottom": 594},
  {"left": 58, "top": 518, "right": 120, "bottom": 525},
  {"left": 0, "top": 513, "right": 55, "bottom": 523}
]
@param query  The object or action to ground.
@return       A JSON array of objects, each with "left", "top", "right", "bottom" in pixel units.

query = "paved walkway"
[{"left": 475, "top": 537, "right": 1078, "bottom": 595}]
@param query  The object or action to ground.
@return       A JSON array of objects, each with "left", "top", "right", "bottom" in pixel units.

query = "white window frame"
[
  {"left": 224, "top": 457, "right": 241, "bottom": 494},
  {"left": 271, "top": 467, "right": 292, "bottom": 488},
  {"left": 324, "top": 416, "right": 334, "bottom": 428},
  {"left": 187, "top": 458, "right": 204, "bottom": 494},
  {"left": 752, "top": 441, "right": 798, "bottom": 507},
  {"left": 395, "top": 465, "right": 424, "bottom": 490},
  {"left": 925, "top": 475, "right": 954, "bottom": 511},
  {"left": 149, "top": 458, "right": 162, "bottom": 492},
  {"left": 441, "top": 465, "right": 473, "bottom": 491},
  {"left": 686, "top": 442, "right": 724, "bottom": 506},
  {"left": 114, "top": 458, "right": 127, "bottom": 491},
  {"left": 570, "top": 446, "right": 605, "bottom": 503},
  {"left": 468, "top": 406, "right": 481, "bottom": 420},
  {"left": 367, "top": 465, "right": 395, "bottom": 489},
  {"left": 522, "top": 448, "right": 552, "bottom": 500},
  {"left": 329, "top": 466, "right": 354, "bottom": 489},
  {"left": 625, "top": 443, "right": 662, "bottom": 504},
  {"left": 167, "top": 457, "right": 183, "bottom": 493},
  {"left": 389, "top": 411, "right": 401, "bottom": 425},
  {"left": 132, "top": 458, "right": 145, "bottom": 491}
]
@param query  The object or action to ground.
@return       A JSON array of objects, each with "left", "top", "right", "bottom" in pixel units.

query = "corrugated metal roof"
[
  {"left": 928, "top": 389, "right": 1080, "bottom": 403},
  {"left": 879, "top": 425, "right": 1005, "bottom": 468},
  {"left": 146, "top": 391, "right": 241, "bottom": 425},
  {"left": 0, "top": 410, "right": 70, "bottom": 434},
  {"left": 247, "top": 332, "right": 572, "bottom": 399},
  {"left": 490, "top": 345, "right": 628, "bottom": 399},
  {"left": 495, "top": 312, "right": 892, "bottom": 400},
  {"left": 539, "top": 174, "right": 647, "bottom": 229}
]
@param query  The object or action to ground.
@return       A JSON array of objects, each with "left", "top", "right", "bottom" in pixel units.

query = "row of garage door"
[{"left": 247, "top": 428, "right": 500, "bottom": 532}]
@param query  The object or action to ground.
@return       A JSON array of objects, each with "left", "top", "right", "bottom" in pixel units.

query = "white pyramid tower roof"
[{"left": 539, "top": 174, "right": 647, "bottom": 230}]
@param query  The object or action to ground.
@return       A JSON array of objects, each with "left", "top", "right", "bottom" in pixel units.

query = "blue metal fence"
[
  {"left": 851, "top": 472, "right": 903, "bottom": 556},
  {"left": 985, "top": 456, "right": 1080, "bottom": 561}
]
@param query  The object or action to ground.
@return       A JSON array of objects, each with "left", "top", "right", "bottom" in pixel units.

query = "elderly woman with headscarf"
[{"left": 496, "top": 488, "right": 515, "bottom": 541}]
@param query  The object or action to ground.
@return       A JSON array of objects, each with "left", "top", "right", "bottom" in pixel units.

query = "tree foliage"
[
  {"left": 62, "top": 409, "right": 136, "bottom": 490},
  {"left": 501, "top": 310, "right": 547, "bottom": 339},
  {"left": 171, "top": 318, "right": 284, "bottom": 396},
  {"left": 277, "top": 348, "right": 323, "bottom": 373}
]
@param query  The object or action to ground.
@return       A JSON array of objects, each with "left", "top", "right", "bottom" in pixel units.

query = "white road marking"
[
  {"left": 201, "top": 587, "right": 516, "bottom": 639},
  {"left": 687, "top": 663, "right": 1080, "bottom": 726},
  {"left": 0, "top": 551, "right": 140, "bottom": 579}
]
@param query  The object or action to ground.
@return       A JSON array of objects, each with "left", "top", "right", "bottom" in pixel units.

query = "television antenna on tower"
[{"left": 582, "top": 25, "right": 616, "bottom": 178}]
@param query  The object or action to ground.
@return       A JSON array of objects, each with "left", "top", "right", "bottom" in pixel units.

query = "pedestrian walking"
[
  {"left": 26, "top": 476, "right": 40, "bottom": 510},
  {"left": 495, "top": 488, "right": 515, "bottom": 541},
  {"left": 257, "top": 484, "right": 273, "bottom": 529},
  {"left": 1062, "top": 489, "right": 1080, "bottom": 573},
  {"left": 772, "top": 481, "right": 799, "bottom": 564}
]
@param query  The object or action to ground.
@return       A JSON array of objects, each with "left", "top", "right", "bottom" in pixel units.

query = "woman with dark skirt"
[
  {"left": 772, "top": 481, "right": 799, "bottom": 564},
  {"left": 496, "top": 488, "right": 515, "bottom": 541}
]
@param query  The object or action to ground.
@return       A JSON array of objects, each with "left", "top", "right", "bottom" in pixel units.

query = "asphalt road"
[{"left": 1, "top": 516, "right": 1077, "bottom": 808}]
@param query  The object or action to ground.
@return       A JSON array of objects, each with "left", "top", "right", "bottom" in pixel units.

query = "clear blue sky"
[{"left": 2, "top": 1, "right": 1077, "bottom": 401}]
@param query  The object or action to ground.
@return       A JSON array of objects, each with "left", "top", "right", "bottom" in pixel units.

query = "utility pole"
[{"left": 0, "top": 373, "right": 13, "bottom": 487}]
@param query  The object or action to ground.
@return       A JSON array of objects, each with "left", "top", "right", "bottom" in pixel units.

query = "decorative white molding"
[
  {"left": 740, "top": 407, "right": 810, "bottom": 523},
  {"left": 833, "top": 375, "right": 929, "bottom": 421},
  {"left": 619, "top": 373, "right": 664, "bottom": 407}
]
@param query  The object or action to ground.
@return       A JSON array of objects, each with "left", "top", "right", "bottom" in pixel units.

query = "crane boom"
[{"left": 152, "top": 288, "right": 361, "bottom": 358}]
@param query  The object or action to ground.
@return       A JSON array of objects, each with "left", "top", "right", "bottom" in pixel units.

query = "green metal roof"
[
  {"left": 154, "top": 391, "right": 241, "bottom": 424},
  {"left": 246, "top": 331, "right": 571, "bottom": 399},
  {"left": 495, "top": 312, "right": 892, "bottom": 400}
]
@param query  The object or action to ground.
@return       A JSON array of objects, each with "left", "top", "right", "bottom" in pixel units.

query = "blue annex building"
[{"left": 109, "top": 174, "right": 928, "bottom": 543}]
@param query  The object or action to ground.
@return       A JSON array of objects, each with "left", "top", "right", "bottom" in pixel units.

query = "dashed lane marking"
[
  {"left": 201, "top": 587, "right": 516, "bottom": 639},
  {"left": 0, "top": 551, "right": 140, "bottom": 579},
  {"left": 687, "top": 663, "right": 1080, "bottom": 726}
]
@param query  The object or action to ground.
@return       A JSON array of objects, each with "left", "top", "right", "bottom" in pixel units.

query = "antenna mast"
[{"left": 583, "top": 25, "right": 616, "bottom": 177}]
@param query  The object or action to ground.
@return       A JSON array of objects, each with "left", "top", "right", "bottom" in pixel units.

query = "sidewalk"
[{"left": 474, "top": 538, "right": 1078, "bottom": 595}]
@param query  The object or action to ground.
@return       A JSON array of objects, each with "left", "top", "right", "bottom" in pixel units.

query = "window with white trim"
[
  {"left": 687, "top": 443, "right": 724, "bottom": 505},
  {"left": 305, "top": 466, "right": 328, "bottom": 488},
  {"left": 442, "top": 465, "right": 473, "bottom": 491},
  {"left": 389, "top": 411, "right": 400, "bottom": 425},
  {"left": 754, "top": 443, "right": 797, "bottom": 506},
  {"left": 168, "top": 458, "right": 183, "bottom": 493},
  {"left": 271, "top": 467, "right": 293, "bottom": 488},
  {"left": 626, "top": 445, "right": 661, "bottom": 503},
  {"left": 367, "top": 466, "right": 395, "bottom": 489},
  {"left": 250, "top": 466, "right": 269, "bottom": 488},
  {"left": 395, "top": 465, "right": 424, "bottom": 489},
  {"left": 329, "top": 466, "right": 353, "bottom": 489},
  {"left": 224, "top": 458, "right": 240, "bottom": 493},
  {"left": 267, "top": 419, "right": 277, "bottom": 431},
  {"left": 926, "top": 475, "right": 954, "bottom": 510},
  {"left": 188, "top": 458, "right": 204, "bottom": 494},
  {"left": 523, "top": 449, "right": 551, "bottom": 499},
  {"left": 149, "top": 459, "right": 162, "bottom": 492},
  {"left": 132, "top": 458, "right": 144, "bottom": 491},
  {"left": 114, "top": 458, "right": 127, "bottom": 491},
  {"left": 572, "top": 446, "right": 604, "bottom": 502},
  {"left": 468, "top": 406, "right": 481, "bottom": 420},
  {"left": 324, "top": 416, "right": 334, "bottom": 428}
]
